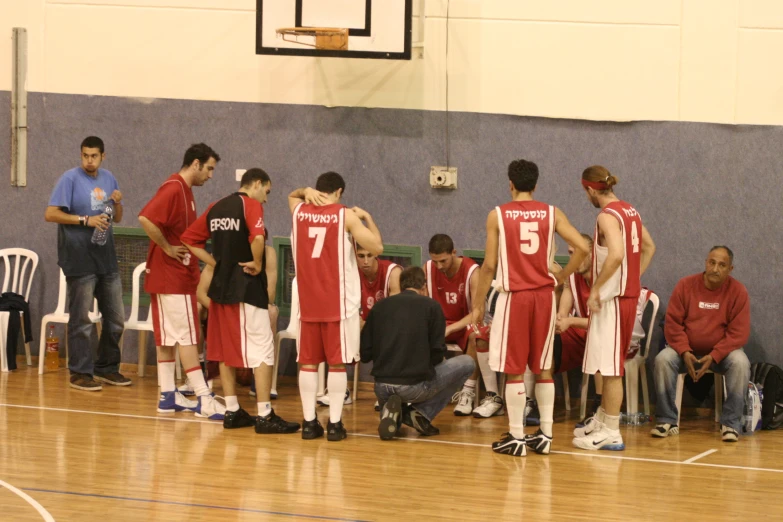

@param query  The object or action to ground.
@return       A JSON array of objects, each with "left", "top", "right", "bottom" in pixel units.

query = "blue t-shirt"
[{"left": 49, "top": 167, "right": 120, "bottom": 277}]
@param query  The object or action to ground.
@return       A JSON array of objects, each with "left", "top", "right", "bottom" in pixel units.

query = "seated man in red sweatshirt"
[{"left": 652, "top": 246, "right": 750, "bottom": 442}]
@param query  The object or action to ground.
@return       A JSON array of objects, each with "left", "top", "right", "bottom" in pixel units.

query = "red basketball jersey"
[
  {"left": 592, "top": 200, "right": 642, "bottom": 299},
  {"left": 426, "top": 257, "right": 478, "bottom": 322},
  {"left": 359, "top": 259, "right": 399, "bottom": 320},
  {"left": 139, "top": 173, "right": 200, "bottom": 295},
  {"left": 569, "top": 272, "right": 591, "bottom": 319},
  {"left": 495, "top": 200, "right": 557, "bottom": 292},
  {"left": 292, "top": 203, "right": 361, "bottom": 322}
]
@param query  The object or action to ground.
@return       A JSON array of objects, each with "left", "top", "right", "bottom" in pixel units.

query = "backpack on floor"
[
  {"left": 750, "top": 362, "right": 783, "bottom": 430},
  {"left": 743, "top": 382, "right": 762, "bottom": 434}
]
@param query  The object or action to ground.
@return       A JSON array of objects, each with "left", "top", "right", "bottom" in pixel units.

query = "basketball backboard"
[{"left": 256, "top": 0, "right": 413, "bottom": 60}]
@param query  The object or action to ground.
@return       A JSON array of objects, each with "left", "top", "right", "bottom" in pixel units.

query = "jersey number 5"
[
  {"left": 519, "top": 222, "right": 540, "bottom": 255},
  {"left": 309, "top": 227, "right": 326, "bottom": 258}
]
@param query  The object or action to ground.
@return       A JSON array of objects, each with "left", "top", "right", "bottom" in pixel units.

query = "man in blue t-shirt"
[{"left": 45, "top": 136, "right": 131, "bottom": 391}]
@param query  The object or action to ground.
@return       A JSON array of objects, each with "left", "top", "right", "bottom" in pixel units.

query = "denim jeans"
[
  {"left": 373, "top": 354, "right": 475, "bottom": 422},
  {"left": 654, "top": 346, "right": 750, "bottom": 432},
  {"left": 66, "top": 272, "right": 125, "bottom": 376}
]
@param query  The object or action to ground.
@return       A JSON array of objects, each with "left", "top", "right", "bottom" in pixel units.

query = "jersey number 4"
[
  {"left": 631, "top": 222, "right": 640, "bottom": 254},
  {"left": 519, "top": 222, "right": 540, "bottom": 255},
  {"left": 309, "top": 227, "right": 326, "bottom": 258}
]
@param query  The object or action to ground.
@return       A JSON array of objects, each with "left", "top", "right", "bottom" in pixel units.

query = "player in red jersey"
[
  {"left": 358, "top": 247, "right": 401, "bottom": 322},
  {"left": 472, "top": 159, "right": 590, "bottom": 457},
  {"left": 426, "top": 235, "right": 492, "bottom": 416},
  {"left": 289, "top": 172, "right": 383, "bottom": 441},
  {"left": 138, "top": 143, "right": 221, "bottom": 417},
  {"left": 183, "top": 169, "right": 300, "bottom": 434},
  {"left": 572, "top": 165, "right": 655, "bottom": 451}
]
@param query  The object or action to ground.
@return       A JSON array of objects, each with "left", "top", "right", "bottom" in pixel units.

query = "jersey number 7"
[{"left": 309, "top": 227, "right": 327, "bottom": 258}]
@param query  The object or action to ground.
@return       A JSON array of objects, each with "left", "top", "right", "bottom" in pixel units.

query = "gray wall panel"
[{"left": 1, "top": 92, "right": 780, "bottom": 380}]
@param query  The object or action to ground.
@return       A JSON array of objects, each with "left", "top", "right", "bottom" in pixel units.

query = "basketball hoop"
[{"left": 275, "top": 27, "right": 348, "bottom": 51}]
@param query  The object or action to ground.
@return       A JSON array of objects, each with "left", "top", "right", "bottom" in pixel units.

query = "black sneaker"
[
  {"left": 223, "top": 408, "right": 255, "bottom": 429},
  {"left": 327, "top": 420, "right": 347, "bottom": 441},
  {"left": 401, "top": 404, "right": 413, "bottom": 428},
  {"left": 94, "top": 372, "right": 131, "bottom": 386},
  {"left": 524, "top": 429, "right": 552, "bottom": 455},
  {"left": 650, "top": 423, "right": 679, "bottom": 438},
  {"left": 69, "top": 373, "right": 102, "bottom": 392},
  {"left": 410, "top": 409, "right": 440, "bottom": 436},
  {"left": 492, "top": 432, "right": 527, "bottom": 457},
  {"left": 378, "top": 395, "right": 402, "bottom": 441},
  {"left": 302, "top": 419, "right": 324, "bottom": 440},
  {"left": 255, "top": 409, "right": 300, "bottom": 434}
]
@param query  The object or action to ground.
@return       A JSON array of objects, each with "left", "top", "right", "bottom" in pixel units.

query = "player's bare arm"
[
  {"left": 110, "top": 190, "right": 124, "bottom": 223},
  {"left": 138, "top": 215, "right": 188, "bottom": 262},
  {"left": 446, "top": 266, "right": 480, "bottom": 336},
  {"left": 388, "top": 265, "right": 402, "bottom": 296},
  {"left": 288, "top": 187, "right": 330, "bottom": 213},
  {"left": 345, "top": 209, "right": 383, "bottom": 255},
  {"left": 196, "top": 265, "right": 213, "bottom": 309},
  {"left": 639, "top": 224, "right": 656, "bottom": 276},
  {"left": 239, "top": 236, "right": 266, "bottom": 276},
  {"left": 472, "top": 210, "right": 499, "bottom": 327},
  {"left": 553, "top": 208, "right": 590, "bottom": 286},
  {"left": 183, "top": 241, "right": 216, "bottom": 268},
  {"left": 265, "top": 245, "right": 278, "bottom": 303},
  {"left": 587, "top": 213, "right": 624, "bottom": 312}
]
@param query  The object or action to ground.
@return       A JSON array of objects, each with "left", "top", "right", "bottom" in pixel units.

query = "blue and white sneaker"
[
  {"left": 572, "top": 427, "right": 625, "bottom": 451},
  {"left": 157, "top": 390, "right": 198, "bottom": 414},
  {"left": 194, "top": 394, "right": 227, "bottom": 421},
  {"left": 177, "top": 383, "right": 195, "bottom": 396}
]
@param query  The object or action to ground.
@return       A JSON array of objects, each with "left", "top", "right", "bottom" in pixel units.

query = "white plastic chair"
[
  {"left": 676, "top": 371, "right": 724, "bottom": 424},
  {"left": 579, "top": 293, "right": 660, "bottom": 419},
  {"left": 122, "top": 262, "right": 154, "bottom": 378},
  {"left": 38, "top": 269, "right": 101, "bottom": 375},
  {"left": 0, "top": 248, "right": 39, "bottom": 370},
  {"left": 273, "top": 278, "right": 299, "bottom": 397}
]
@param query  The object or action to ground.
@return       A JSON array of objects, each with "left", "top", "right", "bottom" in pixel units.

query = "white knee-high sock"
[
  {"left": 537, "top": 379, "right": 555, "bottom": 437},
  {"left": 157, "top": 359, "right": 176, "bottom": 393},
  {"left": 477, "top": 351, "right": 498, "bottom": 394},
  {"left": 505, "top": 380, "right": 526, "bottom": 439},
  {"left": 299, "top": 368, "right": 319, "bottom": 422},
  {"left": 524, "top": 367, "right": 536, "bottom": 401},
  {"left": 185, "top": 366, "right": 210, "bottom": 397},
  {"left": 327, "top": 369, "right": 348, "bottom": 423}
]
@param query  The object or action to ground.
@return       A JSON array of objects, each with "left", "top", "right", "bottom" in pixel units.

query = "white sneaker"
[
  {"left": 452, "top": 388, "right": 476, "bottom": 416},
  {"left": 473, "top": 393, "right": 505, "bottom": 418},
  {"left": 721, "top": 425, "right": 739, "bottom": 442},
  {"left": 194, "top": 394, "right": 226, "bottom": 421},
  {"left": 157, "top": 390, "right": 198, "bottom": 413},
  {"left": 317, "top": 389, "right": 351, "bottom": 406},
  {"left": 572, "top": 427, "right": 625, "bottom": 451},
  {"left": 573, "top": 415, "right": 604, "bottom": 438},
  {"left": 177, "top": 383, "right": 195, "bottom": 396}
]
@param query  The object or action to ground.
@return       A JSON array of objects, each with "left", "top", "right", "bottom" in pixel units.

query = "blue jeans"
[
  {"left": 66, "top": 273, "right": 125, "bottom": 376},
  {"left": 373, "top": 355, "right": 475, "bottom": 422},
  {"left": 654, "top": 346, "right": 750, "bottom": 432}
]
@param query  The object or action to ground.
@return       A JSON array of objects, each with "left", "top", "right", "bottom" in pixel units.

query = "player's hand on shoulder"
[
  {"left": 350, "top": 206, "right": 371, "bottom": 221},
  {"left": 304, "top": 187, "right": 329, "bottom": 206}
]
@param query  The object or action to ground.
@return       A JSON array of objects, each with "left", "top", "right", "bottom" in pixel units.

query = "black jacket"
[
  {"left": 360, "top": 290, "right": 446, "bottom": 385},
  {"left": 0, "top": 292, "right": 33, "bottom": 371}
]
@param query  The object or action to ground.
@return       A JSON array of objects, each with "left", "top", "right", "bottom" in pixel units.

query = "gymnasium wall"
[
  {"left": 3, "top": 1, "right": 783, "bottom": 124},
  {"left": 1, "top": 1, "right": 782, "bottom": 378}
]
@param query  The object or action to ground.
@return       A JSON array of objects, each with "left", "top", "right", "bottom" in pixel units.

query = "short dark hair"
[
  {"left": 428, "top": 234, "right": 454, "bottom": 255},
  {"left": 581, "top": 233, "right": 593, "bottom": 247},
  {"left": 709, "top": 245, "right": 734, "bottom": 264},
  {"left": 81, "top": 136, "right": 104, "bottom": 153},
  {"left": 400, "top": 266, "right": 426, "bottom": 291},
  {"left": 508, "top": 159, "right": 539, "bottom": 192},
  {"left": 240, "top": 168, "right": 270, "bottom": 187},
  {"left": 182, "top": 143, "right": 220, "bottom": 168},
  {"left": 315, "top": 171, "right": 345, "bottom": 195}
]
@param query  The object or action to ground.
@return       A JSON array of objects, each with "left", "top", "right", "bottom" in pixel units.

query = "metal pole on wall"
[{"left": 11, "top": 27, "right": 28, "bottom": 187}]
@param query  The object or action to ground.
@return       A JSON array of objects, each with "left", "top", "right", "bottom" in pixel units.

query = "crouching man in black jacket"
[{"left": 360, "top": 266, "right": 475, "bottom": 439}]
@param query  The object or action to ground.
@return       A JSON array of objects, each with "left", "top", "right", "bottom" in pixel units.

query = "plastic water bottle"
[
  {"left": 620, "top": 412, "right": 651, "bottom": 425},
  {"left": 45, "top": 325, "right": 60, "bottom": 371},
  {"left": 91, "top": 200, "right": 114, "bottom": 246}
]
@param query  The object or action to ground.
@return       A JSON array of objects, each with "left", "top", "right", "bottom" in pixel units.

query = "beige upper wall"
[{"left": 1, "top": 0, "right": 782, "bottom": 124}]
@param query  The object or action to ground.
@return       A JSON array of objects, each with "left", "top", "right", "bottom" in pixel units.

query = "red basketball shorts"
[
  {"left": 297, "top": 314, "right": 360, "bottom": 366},
  {"left": 206, "top": 302, "right": 274, "bottom": 369}
]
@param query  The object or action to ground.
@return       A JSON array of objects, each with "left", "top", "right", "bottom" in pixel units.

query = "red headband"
[{"left": 581, "top": 179, "right": 609, "bottom": 190}]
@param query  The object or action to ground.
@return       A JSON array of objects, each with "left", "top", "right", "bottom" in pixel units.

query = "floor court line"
[
  {"left": 3, "top": 403, "right": 781, "bottom": 474},
  {"left": 0, "top": 479, "right": 56, "bottom": 522},
  {"left": 683, "top": 448, "right": 718, "bottom": 464},
  {"left": 21, "top": 488, "right": 367, "bottom": 522}
]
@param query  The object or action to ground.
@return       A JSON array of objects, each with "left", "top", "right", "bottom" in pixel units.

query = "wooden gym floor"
[{"left": 1, "top": 365, "right": 782, "bottom": 521}]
